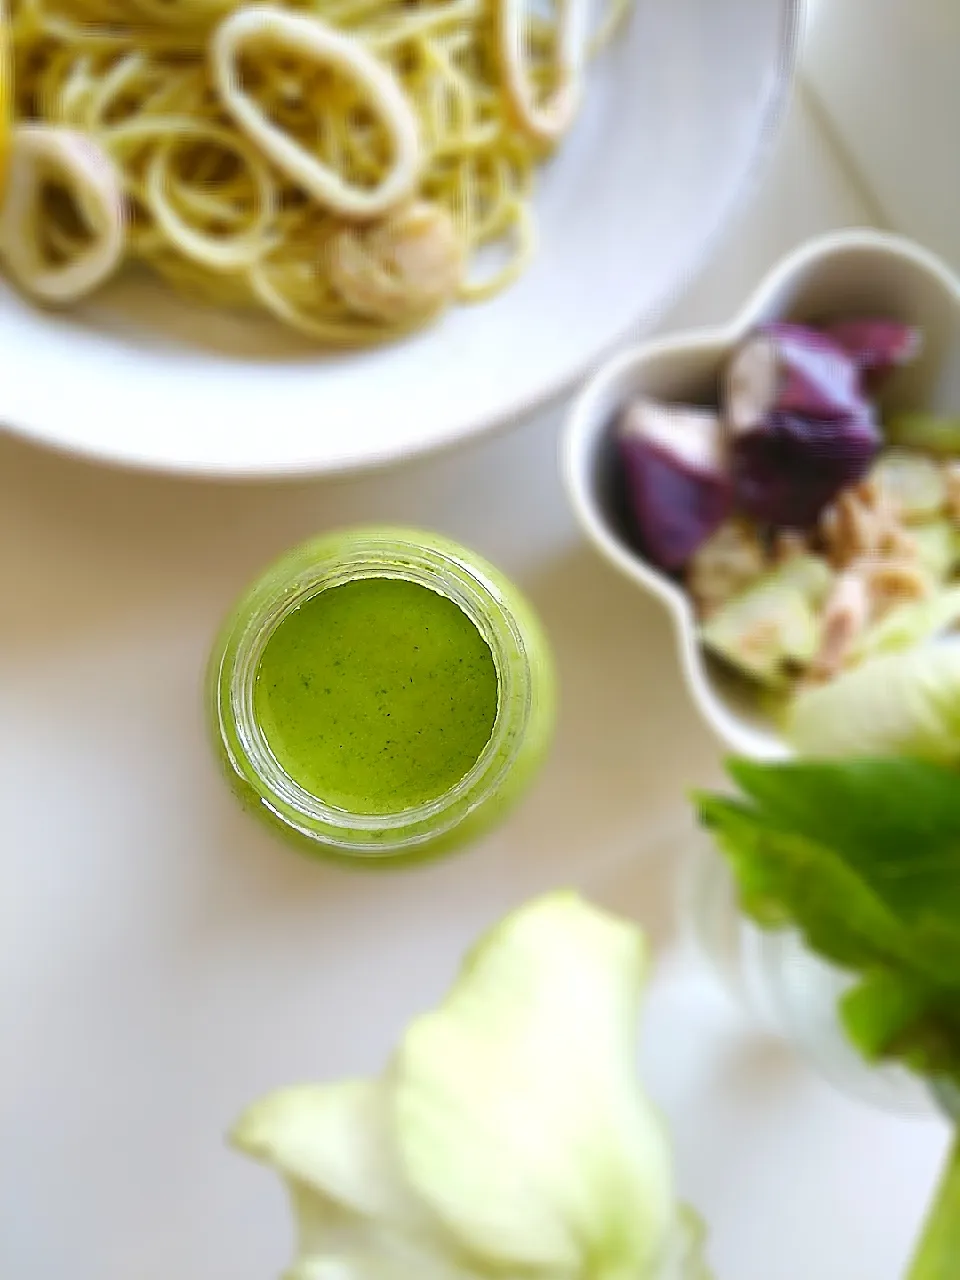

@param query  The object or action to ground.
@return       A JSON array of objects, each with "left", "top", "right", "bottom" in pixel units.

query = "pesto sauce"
[{"left": 254, "top": 577, "right": 499, "bottom": 815}]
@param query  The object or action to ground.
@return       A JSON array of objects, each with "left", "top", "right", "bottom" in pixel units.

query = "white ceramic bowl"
[
  {"left": 562, "top": 228, "right": 960, "bottom": 759},
  {"left": 0, "top": 0, "right": 799, "bottom": 477}
]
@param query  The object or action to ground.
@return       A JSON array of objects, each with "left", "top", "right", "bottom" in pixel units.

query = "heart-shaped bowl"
[{"left": 562, "top": 228, "right": 960, "bottom": 759}]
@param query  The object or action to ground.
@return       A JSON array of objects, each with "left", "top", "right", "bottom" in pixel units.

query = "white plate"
[{"left": 0, "top": 0, "right": 799, "bottom": 477}]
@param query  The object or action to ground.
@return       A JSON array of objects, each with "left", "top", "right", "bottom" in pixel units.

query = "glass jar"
[
  {"left": 208, "top": 526, "right": 556, "bottom": 866},
  {"left": 682, "top": 827, "right": 935, "bottom": 1117}
]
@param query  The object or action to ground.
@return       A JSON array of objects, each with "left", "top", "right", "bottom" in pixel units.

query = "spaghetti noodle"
[{"left": 0, "top": 0, "right": 629, "bottom": 343}]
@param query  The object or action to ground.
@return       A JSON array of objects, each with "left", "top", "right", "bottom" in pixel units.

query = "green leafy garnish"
[
  {"left": 696, "top": 756, "right": 960, "bottom": 1082},
  {"left": 905, "top": 1136, "right": 960, "bottom": 1280},
  {"left": 697, "top": 756, "right": 960, "bottom": 1280}
]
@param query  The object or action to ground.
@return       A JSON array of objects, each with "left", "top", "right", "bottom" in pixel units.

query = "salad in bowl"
[{"left": 564, "top": 230, "right": 960, "bottom": 764}]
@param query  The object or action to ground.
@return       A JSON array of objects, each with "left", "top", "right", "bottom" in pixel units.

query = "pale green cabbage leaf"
[
  {"left": 788, "top": 641, "right": 960, "bottom": 763},
  {"left": 231, "top": 893, "right": 700, "bottom": 1280}
]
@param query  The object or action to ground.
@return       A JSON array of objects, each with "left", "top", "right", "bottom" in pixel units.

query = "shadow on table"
[{"left": 492, "top": 543, "right": 724, "bottom": 953}]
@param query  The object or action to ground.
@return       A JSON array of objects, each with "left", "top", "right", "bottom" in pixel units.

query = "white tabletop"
[{"left": 3, "top": 82, "right": 952, "bottom": 1280}]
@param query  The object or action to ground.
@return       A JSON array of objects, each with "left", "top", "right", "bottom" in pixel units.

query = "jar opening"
[
  {"left": 251, "top": 575, "right": 500, "bottom": 820},
  {"left": 214, "top": 536, "right": 534, "bottom": 855}
]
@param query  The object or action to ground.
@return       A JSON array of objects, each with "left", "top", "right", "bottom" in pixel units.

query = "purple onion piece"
[
  {"left": 723, "top": 321, "right": 884, "bottom": 528},
  {"left": 732, "top": 408, "right": 882, "bottom": 529},
  {"left": 725, "top": 322, "right": 867, "bottom": 434},
  {"left": 823, "top": 318, "right": 923, "bottom": 379},
  {"left": 617, "top": 397, "right": 732, "bottom": 571}
]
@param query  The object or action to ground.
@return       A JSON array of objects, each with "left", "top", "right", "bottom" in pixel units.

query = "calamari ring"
[
  {"left": 495, "top": 0, "right": 588, "bottom": 145},
  {"left": 211, "top": 6, "right": 422, "bottom": 220},
  {"left": 0, "top": 124, "right": 126, "bottom": 304}
]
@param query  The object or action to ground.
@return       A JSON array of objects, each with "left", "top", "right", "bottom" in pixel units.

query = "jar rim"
[{"left": 212, "top": 530, "right": 533, "bottom": 857}]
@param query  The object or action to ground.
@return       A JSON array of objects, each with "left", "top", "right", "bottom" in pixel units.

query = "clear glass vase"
[{"left": 682, "top": 827, "right": 935, "bottom": 1118}]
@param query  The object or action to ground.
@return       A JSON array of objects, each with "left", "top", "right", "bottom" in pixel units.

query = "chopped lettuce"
[
  {"left": 872, "top": 449, "right": 947, "bottom": 522},
  {"left": 849, "top": 587, "right": 960, "bottom": 666},
  {"left": 886, "top": 412, "right": 960, "bottom": 458},
  {"left": 774, "top": 552, "right": 834, "bottom": 603},
  {"left": 911, "top": 522, "right": 960, "bottom": 583},
  {"left": 700, "top": 556, "right": 830, "bottom": 687},
  {"left": 788, "top": 642, "right": 960, "bottom": 765}
]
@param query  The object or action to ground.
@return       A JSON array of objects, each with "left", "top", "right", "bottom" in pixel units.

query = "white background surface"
[
  {"left": 3, "top": 56, "right": 954, "bottom": 1280},
  {"left": 804, "top": 0, "right": 960, "bottom": 271}
]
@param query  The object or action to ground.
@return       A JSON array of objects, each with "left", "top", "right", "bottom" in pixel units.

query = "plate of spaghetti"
[{"left": 0, "top": 0, "right": 798, "bottom": 475}]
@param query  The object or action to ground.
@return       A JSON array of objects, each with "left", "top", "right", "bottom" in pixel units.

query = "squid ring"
[
  {"left": 495, "top": 0, "right": 588, "bottom": 145},
  {"left": 0, "top": 125, "right": 125, "bottom": 304},
  {"left": 211, "top": 6, "right": 422, "bottom": 220}
]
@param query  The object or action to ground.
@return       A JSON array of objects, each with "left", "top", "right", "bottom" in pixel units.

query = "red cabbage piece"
[
  {"left": 617, "top": 397, "right": 732, "bottom": 571},
  {"left": 732, "top": 409, "right": 880, "bottom": 529},
  {"left": 724, "top": 323, "right": 883, "bottom": 528},
  {"left": 824, "top": 319, "right": 922, "bottom": 379},
  {"left": 726, "top": 322, "right": 867, "bottom": 433}
]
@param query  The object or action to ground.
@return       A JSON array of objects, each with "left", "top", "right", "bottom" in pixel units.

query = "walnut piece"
[
  {"left": 773, "top": 531, "right": 809, "bottom": 565},
  {"left": 861, "top": 555, "right": 932, "bottom": 617},
  {"left": 808, "top": 554, "right": 932, "bottom": 682},
  {"left": 686, "top": 519, "right": 767, "bottom": 618},
  {"left": 818, "top": 480, "right": 916, "bottom": 570}
]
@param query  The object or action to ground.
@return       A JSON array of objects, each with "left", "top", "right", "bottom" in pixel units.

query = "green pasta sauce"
[{"left": 254, "top": 576, "right": 499, "bottom": 815}]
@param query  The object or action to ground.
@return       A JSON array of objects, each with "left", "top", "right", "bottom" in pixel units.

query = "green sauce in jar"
[{"left": 253, "top": 577, "right": 499, "bottom": 816}]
